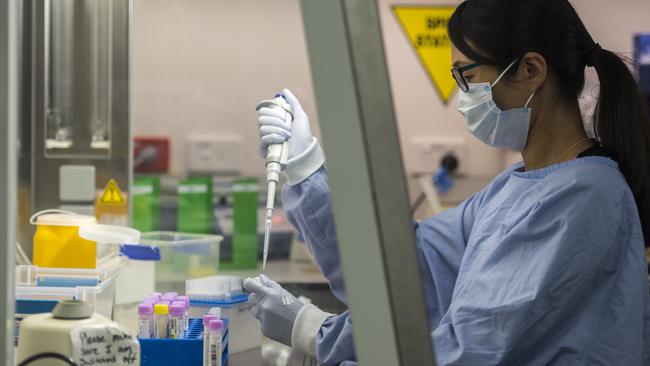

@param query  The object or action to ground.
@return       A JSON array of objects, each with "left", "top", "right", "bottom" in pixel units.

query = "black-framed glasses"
[{"left": 451, "top": 63, "right": 480, "bottom": 92}]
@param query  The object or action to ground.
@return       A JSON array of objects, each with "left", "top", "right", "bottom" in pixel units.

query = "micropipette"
[{"left": 255, "top": 94, "right": 294, "bottom": 270}]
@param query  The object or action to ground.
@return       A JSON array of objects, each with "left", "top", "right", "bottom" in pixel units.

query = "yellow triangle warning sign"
[
  {"left": 100, "top": 179, "right": 126, "bottom": 205},
  {"left": 393, "top": 6, "right": 457, "bottom": 104}
]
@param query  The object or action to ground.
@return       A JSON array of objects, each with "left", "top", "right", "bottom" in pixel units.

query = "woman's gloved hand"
[
  {"left": 257, "top": 88, "right": 314, "bottom": 160},
  {"left": 243, "top": 274, "right": 305, "bottom": 347},
  {"left": 256, "top": 89, "right": 326, "bottom": 185}
]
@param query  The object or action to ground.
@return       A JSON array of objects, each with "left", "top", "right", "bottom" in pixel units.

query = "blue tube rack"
[{"left": 140, "top": 318, "right": 229, "bottom": 366}]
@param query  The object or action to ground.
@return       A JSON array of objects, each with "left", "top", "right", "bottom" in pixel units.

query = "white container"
[{"left": 15, "top": 255, "right": 125, "bottom": 319}]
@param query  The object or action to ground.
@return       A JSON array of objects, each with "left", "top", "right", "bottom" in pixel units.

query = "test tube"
[
  {"left": 162, "top": 292, "right": 178, "bottom": 301},
  {"left": 137, "top": 302, "right": 154, "bottom": 339},
  {"left": 208, "top": 307, "right": 222, "bottom": 320},
  {"left": 208, "top": 319, "right": 224, "bottom": 366},
  {"left": 177, "top": 296, "right": 190, "bottom": 332},
  {"left": 171, "top": 301, "right": 186, "bottom": 334},
  {"left": 148, "top": 294, "right": 162, "bottom": 303},
  {"left": 202, "top": 315, "right": 217, "bottom": 366},
  {"left": 169, "top": 303, "right": 185, "bottom": 339},
  {"left": 154, "top": 303, "right": 169, "bottom": 339}
]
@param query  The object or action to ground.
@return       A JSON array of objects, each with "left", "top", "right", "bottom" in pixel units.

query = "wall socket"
[
  {"left": 411, "top": 136, "right": 467, "bottom": 174},
  {"left": 186, "top": 134, "right": 242, "bottom": 174}
]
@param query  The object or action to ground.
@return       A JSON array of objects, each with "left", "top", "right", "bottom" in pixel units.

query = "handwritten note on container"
[{"left": 70, "top": 324, "right": 140, "bottom": 366}]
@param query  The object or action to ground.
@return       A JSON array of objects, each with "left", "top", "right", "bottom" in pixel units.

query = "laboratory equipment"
[
  {"left": 132, "top": 176, "right": 162, "bottom": 232},
  {"left": 138, "top": 302, "right": 154, "bottom": 339},
  {"left": 255, "top": 95, "right": 294, "bottom": 270},
  {"left": 17, "top": 0, "right": 131, "bottom": 257},
  {"left": 17, "top": 300, "right": 137, "bottom": 366},
  {"left": 203, "top": 314, "right": 217, "bottom": 366},
  {"left": 169, "top": 303, "right": 185, "bottom": 339},
  {"left": 226, "top": 178, "right": 259, "bottom": 269},
  {"left": 154, "top": 303, "right": 169, "bottom": 339},
  {"left": 177, "top": 296, "right": 190, "bottom": 331},
  {"left": 139, "top": 318, "right": 229, "bottom": 366},
  {"left": 208, "top": 319, "right": 224, "bottom": 366},
  {"left": 15, "top": 255, "right": 125, "bottom": 322},
  {"left": 162, "top": 293, "right": 178, "bottom": 303},
  {"left": 178, "top": 176, "right": 214, "bottom": 234},
  {"left": 30, "top": 210, "right": 97, "bottom": 269},
  {"left": 139, "top": 231, "right": 223, "bottom": 293},
  {"left": 188, "top": 276, "right": 257, "bottom": 354},
  {"left": 186, "top": 275, "right": 244, "bottom": 302}
]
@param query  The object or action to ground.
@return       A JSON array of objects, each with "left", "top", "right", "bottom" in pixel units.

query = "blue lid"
[
  {"left": 16, "top": 299, "right": 59, "bottom": 314},
  {"left": 120, "top": 244, "right": 161, "bottom": 261},
  {"left": 36, "top": 277, "right": 99, "bottom": 288},
  {"left": 189, "top": 293, "right": 249, "bottom": 307}
]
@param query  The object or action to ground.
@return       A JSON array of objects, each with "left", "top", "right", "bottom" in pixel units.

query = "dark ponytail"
[
  {"left": 449, "top": 0, "right": 650, "bottom": 246},
  {"left": 591, "top": 48, "right": 650, "bottom": 246}
]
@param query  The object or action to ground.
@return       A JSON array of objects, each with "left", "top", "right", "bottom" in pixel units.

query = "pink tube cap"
[{"left": 208, "top": 319, "right": 224, "bottom": 331}]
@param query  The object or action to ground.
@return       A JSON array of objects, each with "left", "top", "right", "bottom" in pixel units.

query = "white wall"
[
  {"left": 132, "top": 0, "right": 320, "bottom": 178},
  {"left": 132, "top": 0, "right": 650, "bottom": 180}
]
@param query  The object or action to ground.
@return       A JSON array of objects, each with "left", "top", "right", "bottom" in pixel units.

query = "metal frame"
[
  {"left": 18, "top": 0, "right": 132, "bottom": 255},
  {"left": 301, "top": 0, "right": 435, "bottom": 364},
  {"left": 1, "top": 0, "right": 19, "bottom": 362}
]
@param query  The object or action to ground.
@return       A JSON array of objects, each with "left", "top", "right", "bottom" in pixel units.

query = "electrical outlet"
[
  {"left": 411, "top": 137, "right": 467, "bottom": 174},
  {"left": 186, "top": 134, "right": 242, "bottom": 173}
]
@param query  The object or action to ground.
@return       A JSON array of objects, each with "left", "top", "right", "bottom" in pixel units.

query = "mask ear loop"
[
  {"left": 491, "top": 58, "right": 520, "bottom": 87},
  {"left": 524, "top": 92, "right": 536, "bottom": 109}
]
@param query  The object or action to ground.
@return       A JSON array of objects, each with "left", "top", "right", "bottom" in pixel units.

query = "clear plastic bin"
[
  {"left": 139, "top": 231, "right": 223, "bottom": 293},
  {"left": 15, "top": 256, "right": 125, "bottom": 319}
]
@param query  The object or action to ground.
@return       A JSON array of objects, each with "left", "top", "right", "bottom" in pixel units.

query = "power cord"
[{"left": 17, "top": 352, "right": 77, "bottom": 366}]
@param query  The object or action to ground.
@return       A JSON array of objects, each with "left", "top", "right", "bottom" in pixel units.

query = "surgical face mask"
[{"left": 457, "top": 59, "right": 536, "bottom": 151}]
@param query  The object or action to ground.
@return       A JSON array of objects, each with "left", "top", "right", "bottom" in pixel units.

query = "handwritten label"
[{"left": 71, "top": 324, "right": 140, "bottom": 366}]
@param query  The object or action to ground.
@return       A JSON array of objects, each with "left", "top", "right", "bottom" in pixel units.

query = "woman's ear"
[{"left": 516, "top": 52, "right": 548, "bottom": 93}]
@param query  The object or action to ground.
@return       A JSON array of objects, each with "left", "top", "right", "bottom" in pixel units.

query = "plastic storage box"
[
  {"left": 15, "top": 256, "right": 125, "bottom": 318},
  {"left": 14, "top": 257, "right": 125, "bottom": 348},
  {"left": 139, "top": 232, "right": 223, "bottom": 292},
  {"left": 140, "top": 318, "right": 229, "bottom": 366}
]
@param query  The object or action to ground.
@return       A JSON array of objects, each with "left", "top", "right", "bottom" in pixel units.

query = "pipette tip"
[{"left": 262, "top": 218, "right": 272, "bottom": 271}]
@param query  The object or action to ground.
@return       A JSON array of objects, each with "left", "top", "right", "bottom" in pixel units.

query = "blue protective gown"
[{"left": 282, "top": 156, "right": 650, "bottom": 366}]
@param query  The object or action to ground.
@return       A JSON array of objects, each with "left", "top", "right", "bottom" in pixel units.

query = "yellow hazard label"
[
  {"left": 99, "top": 179, "right": 126, "bottom": 205},
  {"left": 393, "top": 6, "right": 457, "bottom": 104}
]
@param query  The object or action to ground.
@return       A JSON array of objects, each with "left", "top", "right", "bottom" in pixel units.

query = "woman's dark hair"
[{"left": 449, "top": 0, "right": 650, "bottom": 247}]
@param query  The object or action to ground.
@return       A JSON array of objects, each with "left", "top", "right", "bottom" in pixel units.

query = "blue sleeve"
[
  {"left": 316, "top": 311, "right": 357, "bottom": 366},
  {"left": 283, "top": 166, "right": 492, "bottom": 366},
  {"left": 282, "top": 166, "right": 348, "bottom": 304},
  {"left": 282, "top": 167, "right": 357, "bottom": 365},
  {"left": 415, "top": 190, "right": 483, "bottom": 329},
  {"left": 431, "top": 175, "right": 636, "bottom": 365}
]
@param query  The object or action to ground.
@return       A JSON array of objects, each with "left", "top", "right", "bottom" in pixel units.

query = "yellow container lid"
[{"left": 154, "top": 304, "right": 169, "bottom": 315}]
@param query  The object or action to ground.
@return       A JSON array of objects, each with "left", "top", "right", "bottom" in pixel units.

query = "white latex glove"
[
  {"left": 257, "top": 88, "right": 313, "bottom": 160},
  {"left": 243, "top": 274, "right": 305, "bottom": 347}
]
